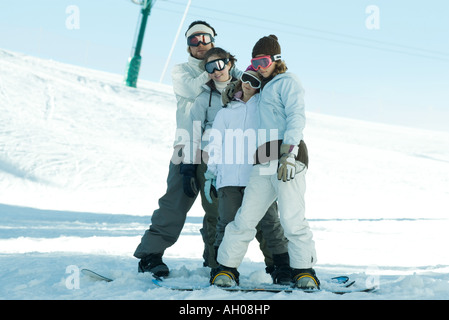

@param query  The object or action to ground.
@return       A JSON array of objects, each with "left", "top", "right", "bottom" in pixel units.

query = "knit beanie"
[
  {"left": 185, "top": 23, "right": 216, "bottom": 39},
  {"left": 244, "top": 70, "right": 261, "bottom": 81},
  {"left": 252, "top": 34, "right": 281, "bottom": 58},
  {"left": 245, "top": 65, "right": 257, "bottom": 72}
]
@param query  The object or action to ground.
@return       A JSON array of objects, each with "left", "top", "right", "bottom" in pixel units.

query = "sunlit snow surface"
[{"left": 1, "top": 49, "right": 448, "bottom": 299}]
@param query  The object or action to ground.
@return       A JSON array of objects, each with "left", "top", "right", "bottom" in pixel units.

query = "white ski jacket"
[
  {"left": 207, "top": 94, "right": 260, "bottom": 189},
  {"left": 258, "top": 72, "right": 306, "bottom": 146},
  {"left": 186, "top": 80, "right": 228, "bottom": 164},
  {"left": 171, "top": 55, "right": 209, "bottom": 147}
]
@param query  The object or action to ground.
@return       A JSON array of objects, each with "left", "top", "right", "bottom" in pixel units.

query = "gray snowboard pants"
[{"left": 134, "top": 150, "right": 219, "bottom": 267}]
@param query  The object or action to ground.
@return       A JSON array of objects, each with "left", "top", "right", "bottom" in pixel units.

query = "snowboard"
[
  {"left": 81, "top": 269, "right": 349, "bottom": 286},
  {"left": 81, "top": 269, "right": 377, "bottom": 294},
  {"left": 81, "top": 268, "right": 113, "bottom": 282},
  {"left": 152, "top": 276, "right": 377, "bottom": 295}
]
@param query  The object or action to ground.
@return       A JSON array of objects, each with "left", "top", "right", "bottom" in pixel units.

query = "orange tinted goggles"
[{"left": 187, "top": 33, "right": 214, "bottom": 47}]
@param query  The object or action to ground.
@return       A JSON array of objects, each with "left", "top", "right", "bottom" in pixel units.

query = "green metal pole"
[{"left": 125, "top": 1, "right": 152, "bottom": 88}]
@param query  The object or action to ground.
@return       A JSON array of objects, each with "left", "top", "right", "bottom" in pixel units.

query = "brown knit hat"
[{"left": 252, "top": 34, "right": 281, "bottom": 58}]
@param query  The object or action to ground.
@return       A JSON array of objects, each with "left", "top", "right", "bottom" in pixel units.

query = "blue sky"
[{"left": 1, "top": 0, "right": 448, "bottom": 132}]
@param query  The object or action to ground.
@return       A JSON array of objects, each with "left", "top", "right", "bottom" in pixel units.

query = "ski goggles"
[
  {"left": 240, "top": 72, "right": 261, "bottom": 89},
  {"left": 204, "top": 58, "right": 229, "bottom": 74},
  {"left": 250, "top": 54, "right": 282, "bottom": 70},
  {"left": 187, "top": 33, "right": 215, "bottom": 47}
]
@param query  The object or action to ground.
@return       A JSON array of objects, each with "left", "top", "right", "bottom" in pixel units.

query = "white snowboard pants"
[{"left": 217, "top": 160, "right": 317, "bottom": 269}]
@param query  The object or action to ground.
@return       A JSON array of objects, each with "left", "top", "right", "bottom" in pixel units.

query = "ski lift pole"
[
  {"left": 125, "top": 0, "right": 153, "bottom": 88},
  {"left": 159, "top": 0, "right": 191, "bottom": 83}
]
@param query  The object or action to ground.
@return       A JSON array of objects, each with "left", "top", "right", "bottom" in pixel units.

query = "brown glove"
[
  {"left": 277, "top": 144, "right": 300, "bottom": 182},
  {"left": 221, "top": 79, "right": 241, "bottom": 106}
]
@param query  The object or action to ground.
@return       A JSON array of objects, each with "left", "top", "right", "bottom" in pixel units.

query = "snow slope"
[{"left": 1, "top": 49, "right": 449, "bottom": 300}]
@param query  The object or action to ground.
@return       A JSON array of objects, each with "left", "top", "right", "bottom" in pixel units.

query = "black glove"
[{"left": 179, "top": 163, "right": 199, "bottom": 198}]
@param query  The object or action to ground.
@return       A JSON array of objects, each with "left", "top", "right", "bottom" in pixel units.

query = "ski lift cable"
[
  {"left": 152, "top": 5, "right": 449, "bottom": 63},
  {"left": 160, "top": 0, "right": 449, "bottom": 59}
]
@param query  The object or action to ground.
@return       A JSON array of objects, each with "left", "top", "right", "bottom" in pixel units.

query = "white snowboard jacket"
[
  {"left": 187, "top": 79, "right": 230, "bottom": 164},
  {"left": 258, "top": 72, "right": 306, "bottom": 146},
  {"left": 207, "top": 94, "right": 260, "bottom": 189},
  {"left": 171, "top": 55, "right": 209, "bottom": 148}
]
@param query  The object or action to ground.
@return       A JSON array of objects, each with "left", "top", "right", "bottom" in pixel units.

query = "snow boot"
[
  {"left": 210, "top": 265, "right": 240, "bottom": 287},
  {"left": 270, "top": 252, "right": 292, "bottom": 285},
  {"left": 292, "top": 268, "right": 320, "bottom": 290},
  {"left": 138, "top": 253, "right": 169, "bottom": 278}
]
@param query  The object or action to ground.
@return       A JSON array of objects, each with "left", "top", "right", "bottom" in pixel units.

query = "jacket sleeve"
[
  {"left": 207, "top": 109, "right": 226, "bottom": 175},
  {"left": 280, "top": 75, "right": 306, "bottom": 146},
  {"left": 184, "top": 93, "right": 208, "bottom": 164},
  {"left": 172, "top": 64, "right": 209, "bottom": 100},
  {"left": 230, "top": 65, "right": 243, "bottom": 80}
]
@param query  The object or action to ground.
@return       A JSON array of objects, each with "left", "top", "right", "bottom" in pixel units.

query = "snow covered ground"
[{"left": 1, "top": 48, "right": 449, "bottom": 300}]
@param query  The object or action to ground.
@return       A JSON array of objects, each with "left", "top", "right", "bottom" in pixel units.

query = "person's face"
[
  {"left": 242, "top": 81, "right": 257, "bottom": 98},
  {"left": 255, "top": 54, "right": 277, "bottom": 78},
  {"left": 189, "top": 33, "right": 214, "bottom": 60},
  {"left": 206, "top": 55, "right": 231, "bottom": 82}
]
